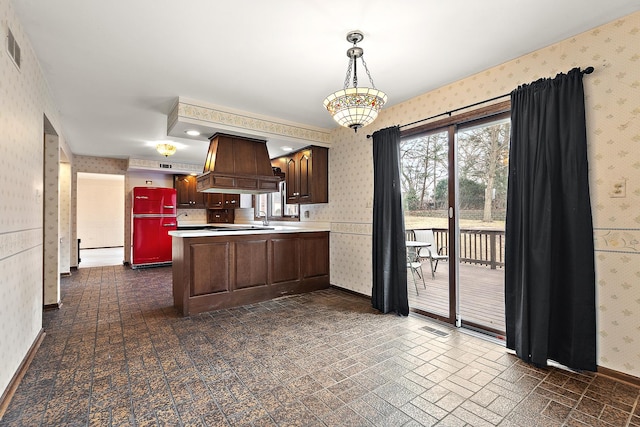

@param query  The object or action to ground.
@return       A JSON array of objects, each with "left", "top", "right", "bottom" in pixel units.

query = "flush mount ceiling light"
[
  {"left": 185, "top": 129, "right": 200, "bottom": 136},
  {"left": 156, "top": 143, "right": 177, "bottom": 157},
  {"left": 323, "top": 30, "right": 387, "bottom": 132}
]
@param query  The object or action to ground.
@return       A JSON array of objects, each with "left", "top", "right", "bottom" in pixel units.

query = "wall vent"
[
  {"left": 127, "top": 158, "right": 201, "bottom": 174},
  {"left": 6, "top": 26, "right": 21, "bottom": 69}
]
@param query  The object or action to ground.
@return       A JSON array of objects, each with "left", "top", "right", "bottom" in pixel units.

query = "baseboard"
[
  {"left": 598, "top": 365, "right": 640, "bottom": 388},
  {"left": 0, "top": 329, "right": 45, "bottom": 420},
  {"left": 329, "top": 284, "right": 370, "bottom": 299},
  {"left": 43, "top": 302, "right": 62, "bottom": 311}
]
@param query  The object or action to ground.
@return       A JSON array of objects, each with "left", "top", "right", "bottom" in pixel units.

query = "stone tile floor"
[{"left": 1, "top": 265, "right": 638, "bottom": 426}]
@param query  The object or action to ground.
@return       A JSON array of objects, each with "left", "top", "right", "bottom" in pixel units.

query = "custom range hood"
[{"left": 196, "top": 133, "right": 280, "bottom": 194}]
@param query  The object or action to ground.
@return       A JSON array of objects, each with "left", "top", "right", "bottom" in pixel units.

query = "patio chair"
[
  {"left": 407, "top": 249, "right": 426, "bottom": 295},
  {"left": 405, "top": 229, "right": 415, "bottom": 241},
  {"left": 413, "top": 229, "right": 448, "bottom": 278}
]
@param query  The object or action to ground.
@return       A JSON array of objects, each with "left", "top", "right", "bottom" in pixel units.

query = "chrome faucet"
[{"left": 259, "top": 211, "right": 269, "bottom": 226}]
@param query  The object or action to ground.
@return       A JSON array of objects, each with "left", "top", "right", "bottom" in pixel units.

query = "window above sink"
[{"left": 254, "top": 180, "right": 299, "bottom": 222}]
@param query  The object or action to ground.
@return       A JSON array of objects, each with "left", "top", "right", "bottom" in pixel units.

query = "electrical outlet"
[{"left": 609, "top": 180, "right": 626, "bottom": 198}]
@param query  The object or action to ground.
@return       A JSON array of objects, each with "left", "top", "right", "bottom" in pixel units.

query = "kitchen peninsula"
[{"left": 169, "top": 225, "right": 330, "bottom": 316}]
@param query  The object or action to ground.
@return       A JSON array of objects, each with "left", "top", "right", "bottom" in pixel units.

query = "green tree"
[
  {"left": 434, "top": 179, "right": 448, "bottom": 209},
  {"left": 403, "top": 188, "right": 420, "bottom": 211}
]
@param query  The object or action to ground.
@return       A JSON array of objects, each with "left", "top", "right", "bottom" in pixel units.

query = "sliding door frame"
[{"left": 401, "top": 100, "right": 511, "bottom": 328}]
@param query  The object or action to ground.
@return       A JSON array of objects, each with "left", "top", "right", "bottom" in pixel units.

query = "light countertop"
[{"left": 169, "top": 223, "right": 328, "bottom": 238}]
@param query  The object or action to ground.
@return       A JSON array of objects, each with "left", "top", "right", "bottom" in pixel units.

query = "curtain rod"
[{"left": 366, "top": 66, "right": 594, "bottom": 139}]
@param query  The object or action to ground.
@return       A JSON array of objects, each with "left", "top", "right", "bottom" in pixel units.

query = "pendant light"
[
  {"left": 323, "top": 30, "right": 387, "bottom": 132},
  {"left": 156, "top": 143, "right": 177, "bottom": 157}
]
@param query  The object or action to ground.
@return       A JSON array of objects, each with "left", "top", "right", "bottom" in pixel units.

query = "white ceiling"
[{"left": 13, "top": 0, "right": 640, "bottom": 166}]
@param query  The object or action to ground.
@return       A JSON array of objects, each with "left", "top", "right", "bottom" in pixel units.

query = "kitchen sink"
[{"left": 227, "top": 226, "right": 275, "bottom": 231}]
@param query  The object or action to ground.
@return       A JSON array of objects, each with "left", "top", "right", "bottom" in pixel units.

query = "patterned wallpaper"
[
  {"left": 43, "top": 133, "right": 60, "bottom": 305},
  {"left": 59, "top": 162, "right": 71, "bottom": 274},
  {"left": 328, "top": 12, "right": 640, "bottom": 377},
  {"left": 0, "top": 0, "right": 62, "bottom": 396}
]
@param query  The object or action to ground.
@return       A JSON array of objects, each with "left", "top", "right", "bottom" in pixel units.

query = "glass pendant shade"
[
  {"left": 156, "top": 143, "right": 177, "bottom": 157},
  {"left": 323, "top": 87, "right": 387, "bottom": 131},
  {"left": 324, "top": 30, "right": 386, "bottom": 132}
]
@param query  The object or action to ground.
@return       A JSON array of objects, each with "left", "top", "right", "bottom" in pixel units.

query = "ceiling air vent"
[{"left": 6, "top": 27, "right": 21, "bottom": 69}]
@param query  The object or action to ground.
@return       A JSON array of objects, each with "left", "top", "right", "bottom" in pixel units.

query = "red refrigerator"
[{"left": 131, "top": 187, "right": 177, "bottom": 268}]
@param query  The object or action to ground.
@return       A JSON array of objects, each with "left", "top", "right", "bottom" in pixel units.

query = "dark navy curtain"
[
  {"left": 372, "top": 126, "right": 409, "bottom": 315},
  {"left": 505, "top": 68, "right": 596, "bottom": 371}
]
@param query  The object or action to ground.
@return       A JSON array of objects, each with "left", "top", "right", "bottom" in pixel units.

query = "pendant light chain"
[
  {"left": 360, "top": 57, "right": 377, "bottom": 89},
  {"left": 343, "top": 56, "right": 354, "bottom": 90}
]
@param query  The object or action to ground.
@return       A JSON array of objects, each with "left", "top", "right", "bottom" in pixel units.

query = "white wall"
[
  {"left": 127, "top": 171, "right": 173, "bottom": 189},
  {"left": 77, "top": 173, "right": 125, "bottom": 248}
]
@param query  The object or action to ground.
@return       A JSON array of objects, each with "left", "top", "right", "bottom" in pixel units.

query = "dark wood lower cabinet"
[{"left": 172, "top": 231, "right": 329, "bottom": 316}]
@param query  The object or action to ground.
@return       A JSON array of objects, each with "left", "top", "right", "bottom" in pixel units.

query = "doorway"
[
  {"left": 77, "top": 173, "right": 125, "bottom": 267},
  {"left": 401, "top": 104, "right": 510, "bottom": 337}
]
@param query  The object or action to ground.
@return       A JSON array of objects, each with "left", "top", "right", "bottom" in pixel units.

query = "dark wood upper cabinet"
[
  {"left": 175, "top": 175, "right": 241, "bottom": 212},
  {"left": 206, "top": 193, "right": 240, "bottom": 209},
  {"left": 174, "top": 175, "right": 205, "bottom": 209},
  {"left": 280, "top": 146, "right": 328, "bottom": 204}
]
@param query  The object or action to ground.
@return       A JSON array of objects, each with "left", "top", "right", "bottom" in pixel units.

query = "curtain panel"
[
  {"left": 371, "top": 126, "right": 409, "bottom": 315},
  {"left": 505, "top": 68, "right": 596, "bottom": 371}
]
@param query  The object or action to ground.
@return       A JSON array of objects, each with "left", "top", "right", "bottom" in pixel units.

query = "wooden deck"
[{"left": 407, "top": 260, "right": 506, "bottom": 334}]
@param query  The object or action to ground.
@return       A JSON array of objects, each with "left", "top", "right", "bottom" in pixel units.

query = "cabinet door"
[
  {"left": 175, "top": 175, "right": 194, "bottom": 208},
  {"left": 285, "top": 156, "right": 298, "bottom": 203},
  {"left": 175, "top": 175, "right": 205, "bottom": 208},
  {"left": 207, "top": 194, "right": 240, "bottom": 209},
  {"left": 297, "top": 150, "right": 312, "bottom": 204},
  {"left": 273, "top": 146, "right": 328, "bottom": 205},
  {"left": 223, "top": 194, "right": 240, "bottom": 208},
  {"left": 299, "top": 146, "right": 328, "bottom": 204},
  {"left": 188, "top": 176, "right": 206, "bottom": 208},
  {"left": 207, "top": 209, "right": 235, "bottom": 223},
  {"left": 206, "top": 193, "right": 224, "bottom": 208}
]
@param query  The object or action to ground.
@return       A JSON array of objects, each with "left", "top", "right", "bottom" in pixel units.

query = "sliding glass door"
[
  {"left": 455, "top": 116, "right": 510, "bottom": 334},
  {"left": 401, "top": 130, "right": 450, "bottom": 320},
  {"left": 401, "top": 104, "right": 510, "bottom": 336}
]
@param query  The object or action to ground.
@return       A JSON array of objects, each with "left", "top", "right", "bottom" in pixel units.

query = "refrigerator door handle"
[
  {"left": 163, "top": 205, "right": 175, "bottom": 209},
  {"left": 164, "top": 223, "right": 177, "bottom": 227}
]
